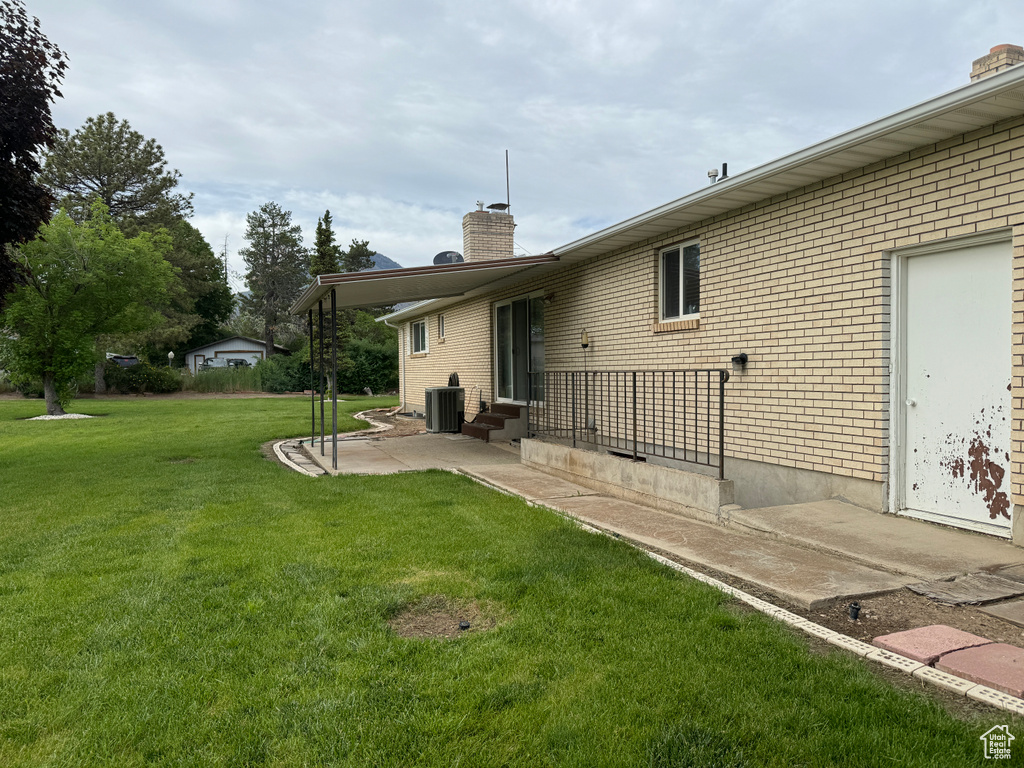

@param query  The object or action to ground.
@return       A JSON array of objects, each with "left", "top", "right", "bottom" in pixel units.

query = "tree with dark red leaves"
[{"left": 0, "top": 0, "right": 67, "bottom": 304}]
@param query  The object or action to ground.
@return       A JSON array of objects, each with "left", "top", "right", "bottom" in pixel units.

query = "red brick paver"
[
  {"left": 873, "top": 624, "right": 991, "bottom": 665},
  {"left": 936, "top": 644, "right": 1024, "bottom": 697}
]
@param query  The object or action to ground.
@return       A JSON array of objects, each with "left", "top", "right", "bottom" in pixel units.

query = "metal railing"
[{"left": 527, "top": 369, "right": 730, "bottom": 480}]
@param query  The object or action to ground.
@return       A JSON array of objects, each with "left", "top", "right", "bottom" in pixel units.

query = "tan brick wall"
[
  {"left": 402, "top": 115, "right": 1024, "bottom": 502},
  {"left": 401, "top": 303, "right": 493, "bottom": 419}
]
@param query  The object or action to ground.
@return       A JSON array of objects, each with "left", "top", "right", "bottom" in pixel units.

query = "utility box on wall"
[{"left": 425, "top": 387, "right": 465, "bottom": 433}]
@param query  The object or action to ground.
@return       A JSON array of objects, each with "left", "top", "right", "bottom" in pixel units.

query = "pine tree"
[
  {"left": 343, "top": 238, "right": 375, "bottom": 273},
  {"left": 239, "top": 202, "right": 309, "bottom": 356},
  {"left": 311, "top": 210, "right": 341, "bottom": 277},
  {"left": 40, "top": 112, "right": 193, "bottom": 226}
]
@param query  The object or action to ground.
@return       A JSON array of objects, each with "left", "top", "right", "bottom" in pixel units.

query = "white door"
[{"left": 899, "top": 239, "right": 1012, "bottom": 535}]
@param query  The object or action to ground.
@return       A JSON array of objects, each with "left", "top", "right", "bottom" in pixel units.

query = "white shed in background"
[{"left": 183, "top": 336, "right": 290, "bottom": 374}]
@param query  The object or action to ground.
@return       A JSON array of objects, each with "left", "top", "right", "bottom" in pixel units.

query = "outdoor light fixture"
[
  {"left": 581, "top": 330, "right": 590, "bottom": 350},
  {"left": 848, "top": 602, "right": 861, "bottom": 620},
  {"left": 731, "top": 352, "right": 748, "bottom": 372}
]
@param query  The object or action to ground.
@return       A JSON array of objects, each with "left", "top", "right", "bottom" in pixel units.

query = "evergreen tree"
[
  {"left": 40, "top": 112, "right": 193, "bottom": 227},
  {"left": 239, "top": 202, "right": 309, "bottom": 356},
  {"left": 311, "top": 210, "right": 341, "bottom": 277},
  {"left": 343, "top": 238, "right": 375, "bottom": 273},
  {"left": 0, "top": 0, "right": 67, "bottom": 302}
]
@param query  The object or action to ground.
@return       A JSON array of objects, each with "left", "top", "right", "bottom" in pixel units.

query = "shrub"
[
  {"left": 181, "top": 367, "right": 261, "bottom": 394},
  {"left": 337, "top": 339, "right": 398, "bottom": 395},
  {"left": 104, "top": 362, "right": 182, "bottom": 394},
  {"left": 254, "top": 355, "right": 310, "bottom": 394}
]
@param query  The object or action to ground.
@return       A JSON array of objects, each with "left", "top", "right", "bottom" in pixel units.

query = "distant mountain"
[{"left": 370, "top": 253, "right": 402, "bottom": 271}]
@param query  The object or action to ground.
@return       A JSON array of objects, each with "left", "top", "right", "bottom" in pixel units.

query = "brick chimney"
[
  {"left": 971, "top": 44, "right": 1024, "bottom": 82},
  {"left": 462, "top": 203, "right": 514, "bottom": 262}
]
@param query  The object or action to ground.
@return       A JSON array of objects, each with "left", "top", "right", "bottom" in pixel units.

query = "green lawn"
[{"left": 0, "top": 396, "right": 1013, "bottom": 766}]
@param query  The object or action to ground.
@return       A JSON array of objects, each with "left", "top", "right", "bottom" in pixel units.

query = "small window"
[
  {"left": 411, "top": 320, "right": 428, "bottom": 354},
  {"left": 660, "top": 242, "right": 699, "bottom": 321},
  {"left": 437, "top": 314, "right": 445, "bottom": 339}
]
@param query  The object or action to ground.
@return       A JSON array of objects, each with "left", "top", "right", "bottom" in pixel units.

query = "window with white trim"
[
  {"left": 411, "top": 320, "right": 428, "bottom": 354},
  {"left": 437, "top": 314, "right": 445, "bottom": 339},
  {"left": 660, "top": 241, "right": 700, "bottom": 321}
]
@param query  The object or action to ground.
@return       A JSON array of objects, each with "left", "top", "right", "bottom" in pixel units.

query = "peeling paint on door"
[{"left": 899, "top": 239, "right": 1012, "bottom": 535}]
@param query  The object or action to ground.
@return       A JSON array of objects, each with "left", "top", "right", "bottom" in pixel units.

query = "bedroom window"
[
  {"left": 660, "top": 241, "right": 700, "bottom": 321},
  {"left": 411, "top": 320, "right": 428, "bottom": 354}
]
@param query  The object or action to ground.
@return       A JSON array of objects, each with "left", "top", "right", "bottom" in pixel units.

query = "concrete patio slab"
[
  {"left": 304, "top": 434, "right": 520, "bottom": 475},
  {"left": 545, "top": 495, "right": 906, "bottom": 609},
  {"left": 466, "top": 463, "right": 906, "bottom": 609},
  {"left": 462, "top": 463, "right": 602, "bottom": 501},
  {"left": 936, "top": 644, "right": 1024, "bottom": 698},
  {"left": 980, "top": 599, "right": 1024, "bottom": 628},
  {"left": 730, "top": 500, "right": 1024, "bottom": 580},
  {"left": 872, "top": 624, "right": 992, "bottom": 665}
]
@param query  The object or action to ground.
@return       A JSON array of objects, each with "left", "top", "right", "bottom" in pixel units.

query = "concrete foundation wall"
[
  {"left": 723, "top": 455, "right": 885, "bottom": 511},
  {"left": 522, "top": 439, "right": 734, "bottom": 523}
]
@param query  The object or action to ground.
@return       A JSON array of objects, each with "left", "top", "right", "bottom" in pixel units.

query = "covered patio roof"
[{"left": 289, "top": 254, "right": 559, "bottom": 315}]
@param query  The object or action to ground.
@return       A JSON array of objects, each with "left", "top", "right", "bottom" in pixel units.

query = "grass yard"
[{"left": 0, "top": 396, "right": 1015, "bottom": 766}]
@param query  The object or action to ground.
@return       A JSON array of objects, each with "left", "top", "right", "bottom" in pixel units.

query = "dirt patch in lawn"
[{"left": 389, "top": 595, "right": 503, "bottom": 639}]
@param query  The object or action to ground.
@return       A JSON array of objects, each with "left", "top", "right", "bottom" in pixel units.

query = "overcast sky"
[{"left": 28, "top": 0, "right": 1024, "bottom": 290}]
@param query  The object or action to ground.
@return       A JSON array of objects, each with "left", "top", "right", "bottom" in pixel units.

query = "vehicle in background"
[
  {"left": 226, "top": 358, "right": 251, "bottom": 368},
  {"left": 198, "top": 358, "right": 229, "bottom": 372}
]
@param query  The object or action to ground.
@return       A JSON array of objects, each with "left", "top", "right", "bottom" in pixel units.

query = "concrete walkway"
[{"left": 295, "top": 433, "right": 1024, "bottom": 610}]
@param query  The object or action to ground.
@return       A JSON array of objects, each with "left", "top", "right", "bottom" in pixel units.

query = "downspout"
[{"left": 383, "top": 316, "right": 405, "bottom": 411}]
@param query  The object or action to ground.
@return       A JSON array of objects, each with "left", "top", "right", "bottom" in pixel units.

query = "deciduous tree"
[
  {"left": 239, "top": 202, "right": 308, "bottom": 357},
  {"left": 0, "top": 0, "right": 67, "bottom": 302},
  {"left": 0, "top": 205, "right": 175, "bottom": 414}
]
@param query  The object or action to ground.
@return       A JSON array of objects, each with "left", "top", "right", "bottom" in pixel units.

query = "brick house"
[{"left": 292, "top": 45, "right": 1024, "bottom": 543}]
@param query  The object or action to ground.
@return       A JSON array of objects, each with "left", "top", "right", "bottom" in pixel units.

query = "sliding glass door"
[{"left": 494, "top": 294, "right": 544, "bottom": 402}]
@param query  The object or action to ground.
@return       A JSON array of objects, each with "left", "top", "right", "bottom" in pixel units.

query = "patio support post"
[
  {"left": 308, "top": 309, "right": 314, "bottom": 445},
  {"left": 331, "top": 288, "right": 338, "bottom": 471},
  {"left": 318, "top": 300, "right": 325, "bottom": 456}
]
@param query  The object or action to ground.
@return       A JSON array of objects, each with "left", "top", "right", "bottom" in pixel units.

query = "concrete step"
[
  {"left": 729, "top": 501, "right": 1024, "bottom": 581},
  {"left": 475, "top": 412, "right": 508, "bottom": 428},
  {"left": 461, "top": 464, "right": 906, "bottom": 609},
  {"left": 490, "top": 403, "right": 524, "bottom": 418},
  {"left": 461, "top": 422, "right": 495, "bottom": 442}
]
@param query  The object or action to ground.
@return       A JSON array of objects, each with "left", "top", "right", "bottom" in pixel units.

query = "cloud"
[{"left": 32, "top": 0, "right": 1024, "bottom": 287}]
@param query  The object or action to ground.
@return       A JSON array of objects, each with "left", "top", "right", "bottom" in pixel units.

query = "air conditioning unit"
[{"left": 425, "top": 387, "right": 465, "bottom": 433}]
